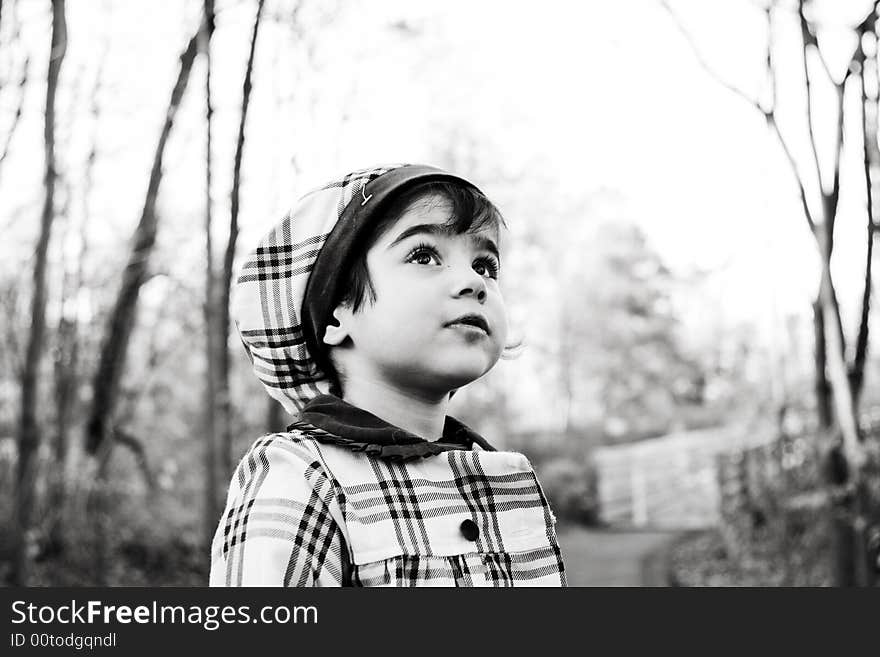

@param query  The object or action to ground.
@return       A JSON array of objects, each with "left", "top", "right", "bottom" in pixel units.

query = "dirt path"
[{"left": 557, "top": 525, "right": 680, "bottom": 586}]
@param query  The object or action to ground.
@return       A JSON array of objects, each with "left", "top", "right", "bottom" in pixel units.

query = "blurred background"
[{"left": 2, "top": 0, "right": 880, "bottom": 586}]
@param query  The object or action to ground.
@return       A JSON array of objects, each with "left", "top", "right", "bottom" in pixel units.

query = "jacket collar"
[{"left": 287, "top": 394, "right": 496, "bottom": 461}]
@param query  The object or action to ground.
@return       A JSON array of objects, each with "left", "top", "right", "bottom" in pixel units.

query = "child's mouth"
[{"left": 445, "top": 314, "right": 490, "bottom": 335}]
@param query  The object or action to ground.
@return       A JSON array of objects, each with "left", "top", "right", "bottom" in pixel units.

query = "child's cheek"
[{"left": 494, "top": 292, "right": 509, "bottom": 328}]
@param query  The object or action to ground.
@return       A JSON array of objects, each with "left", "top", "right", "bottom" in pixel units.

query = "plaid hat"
[{"left": 231, "top": 163, "right": 482, "bottom": 415}]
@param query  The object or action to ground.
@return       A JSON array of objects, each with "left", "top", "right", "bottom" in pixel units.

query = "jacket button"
[{"left": 460, "top": 519, "right": 479, "bottom": 541}]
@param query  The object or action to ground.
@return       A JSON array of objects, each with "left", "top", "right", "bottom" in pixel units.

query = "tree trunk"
[
  {"left": 86, "top": 445, "right": 113, "bottom": 585},
  {"left": 219, "top": 0, "right": 265, "bottom": 478},
  {"left": 201, "top": 0, "right": 219, "bottom": 552},
  {"left": 852, "top": 33, "right": 880, "bottom": 406},
  {"left": 48, "top": 315, "right": 76, "bottom": 554},
  {"left": 663, "top": 0, "right": 880, "bottom": 588},
  {"left": 813, "top": 298, "right": 832, "bottom": 429},
  {"left": 85, "top": 26, "right": 200, "bottom": 456},
  {"left": 10, "top": 0, "right": 66, "bottom": 587},
  {"left": 47, "top": 69, "right": 97, "bottom": 553},
  {"left": 817, "top": 227, "right": 870, "bottom": 586}
]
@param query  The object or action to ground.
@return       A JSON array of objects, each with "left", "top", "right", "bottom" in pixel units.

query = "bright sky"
[{"left": 3, "top": 0, "right": 878, "bottom": 430}]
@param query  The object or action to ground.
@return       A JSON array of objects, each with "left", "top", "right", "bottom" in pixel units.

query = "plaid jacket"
[{"left": 209, "top": 426, "right": 567, "bottom": 587}]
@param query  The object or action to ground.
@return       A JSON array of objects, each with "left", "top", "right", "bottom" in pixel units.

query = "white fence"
[{"left": 593, "top": 423, "right": 777, "bottom": 529}]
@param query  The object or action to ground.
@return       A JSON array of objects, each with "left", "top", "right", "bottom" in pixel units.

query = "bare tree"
[
  {"left": 852, "top": 16, "right": 880, "bottom": 407},
  {"left": 84, "top": 25, "right": 201, "bottom": 458},
  {"left": 11, "top": 0, "right": 66, "bottom": 586},
  {"left": 46, "top": 59, "right": 103, "bottom": 557},
  {"left": 201, "top": 0, "right": 219, "bottom": 551},
  {"left": 218, "top": 0, "right": 266, "bottom": 477},
  {"left": 0, "top": 1, "right": 30, "bottom": 181},
  {"left": 45, "top": 179, "right": 74, "bottom": 558},
  {"left": 661, "top": 0, "right": 879, "bottom": 586},
  {"left": 79, "top": 23, "right": 202, "bottom": 584}
]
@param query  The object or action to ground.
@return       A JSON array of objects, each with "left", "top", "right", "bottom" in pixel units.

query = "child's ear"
[{"left": 322, "top": 305, "right": 352, "bottom": 347}]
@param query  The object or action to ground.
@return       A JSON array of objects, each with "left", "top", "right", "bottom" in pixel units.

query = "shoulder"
[
  {"left": 212, "top": 431, "right": 351, "bottom": 587},
  {"left": 232, "top": 429, "right": 336, "bottom": 491},
  {"left": 239, "top": 429, "right": 320, "bottom": 464}
]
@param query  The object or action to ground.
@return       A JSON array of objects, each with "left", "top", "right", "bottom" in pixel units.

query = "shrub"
[{"left": 537, "top": 457, "right": 600, "bottom": 526}]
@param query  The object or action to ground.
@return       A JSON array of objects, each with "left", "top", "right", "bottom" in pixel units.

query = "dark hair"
[
  {"left": 335, "top": 180, "right": 507, "bottom": 313},
  {"left": 325, "top": 180, "right": 511, "bottom": 395}
]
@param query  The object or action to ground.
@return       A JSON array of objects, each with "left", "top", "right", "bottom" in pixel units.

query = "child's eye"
[
  {"left": 473, "top": 256, "right": 500, "bottom": 280},
  {"left": 405, "top": 244, "right": 441, "bottom": 266}
]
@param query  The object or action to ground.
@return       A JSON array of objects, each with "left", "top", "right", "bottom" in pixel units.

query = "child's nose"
[{"left": 452, "top": 266, "right": 487, "bottom": 302}]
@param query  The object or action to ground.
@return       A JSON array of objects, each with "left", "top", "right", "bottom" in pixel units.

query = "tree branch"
[
  {"left": 85, "top": 22, "right": 201, "bottom": 455},
  {"left": 0, "top": 50, "right": 28, "bottom": 178},
  {"left": 661, "top": 1, "right": 817, "bottom": 234},
  {"left": 850, "top": 9, "right": 880, "bottom": 400},
  {"left": 659, "top": 0, "right": 765, "bottom": 112},
  {"left": 764, "top": 113, "right": 817, "bottom": 234},
  {"left": 765, "top": 4, "right": 818, "bottom": 235},
  {"left": 113, "top": 429, "right": 156, "bottom": 493},
  {"left": 800, "top": 4, "right": 838, "bottom": 87},
  {"left": 798, "top": 1, "right": 827, "bottom": 197},
  {"left": 826, "top": 18, "right": 875, "bottom": 233},
  {"left": 219, "top": 0, "right": 265, "bottom": 479},
  {"left": 822, "top": 80, "right": 849, "bottom": 238}
]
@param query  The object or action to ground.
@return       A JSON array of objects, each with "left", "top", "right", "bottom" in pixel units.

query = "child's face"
[{"left": 326, "top": 194, "right": 508, "bottom": 397}]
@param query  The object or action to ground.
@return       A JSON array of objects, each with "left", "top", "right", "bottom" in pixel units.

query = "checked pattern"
[
  {"left": 210, "top": 431, "right": 566, "bottom": 587},
  {"left": 230, "top": 164, "right": 407, "bottom": 416}
]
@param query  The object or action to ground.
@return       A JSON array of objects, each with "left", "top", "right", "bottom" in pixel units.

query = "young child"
[{"left": 210, "top": 164, "right": 566, "bottom": 587}]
